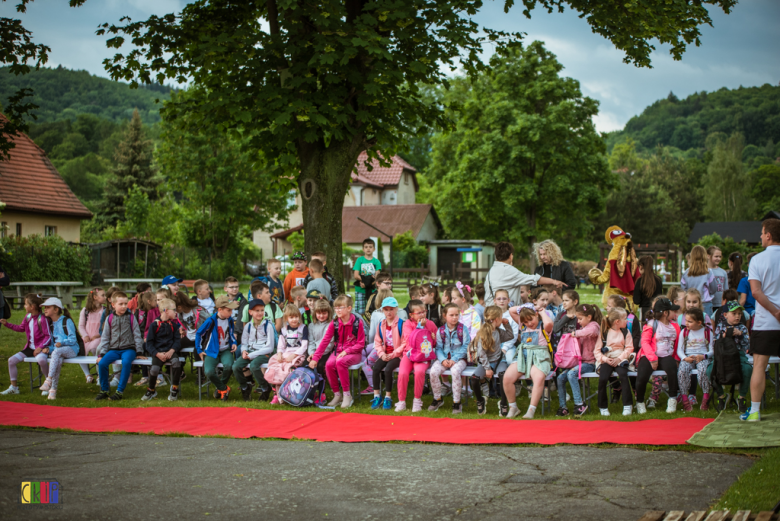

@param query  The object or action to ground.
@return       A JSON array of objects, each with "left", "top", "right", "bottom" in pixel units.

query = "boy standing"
[
  {"left": 95, "top": 292, "right": 144, "bottom": 401},
  {"left": 306, "top": 259, "right": 332, "bottom": 301},
  {"left": 303, "top": 251, "right": 339, "bottom": 301},
  {"left": 354, "top": 238, "right": 381, "bottom": 315},
  {"left": 233, "top": 299, "right": 275, "bottom": 401},
  {"left": 142, "top": 298, "right": 182, "bottom": 401},
  {"left": 283, "top": 251, "right": 309, "bottom": 305},
  {"left": 257, "top": 258, "right": 285, "bottom": 306},
  {"left": 196, "top": 295, "right": 239, "bottom": 401},
  {"left": 193, "top": 279, "right": 215, "bottom": 314}
]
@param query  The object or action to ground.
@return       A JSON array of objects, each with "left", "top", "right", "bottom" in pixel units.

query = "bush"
[
  {"left": 0, "top": 235, "right": 92, "bottom": 284},
  {"left": 696, "top": 233, "right": 763, "bottom": 269},
  {"left": 391, "top": 231, "right": 429, "bottom": 269}
]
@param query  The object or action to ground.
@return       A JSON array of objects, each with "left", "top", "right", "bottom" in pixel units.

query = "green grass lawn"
[{"left": 1, "top": 285, "right": 778, "bottom": 512}]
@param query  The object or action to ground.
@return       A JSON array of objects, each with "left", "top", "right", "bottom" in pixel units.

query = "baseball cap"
[
  {"left": 306, "top": 289, "right": 325, "bottom": 299},
  {"left": 381, "top": 297, "right": 399, "bottom": 309},
  {"left": 42, "top": 297, "right": 63, "bottom": 310},
  {"left": 291, "top": 251, "right": 307, "bottom": 261},
  {"left": 725, "top": 300, "right": 744, "bottom": 313},
  {"left": 653, "top": 297, "right": 680, "bottom": 313},
  {"left": 247, "top": 299, "right": 266, "bottom": 310},
  {"left": 162, "top": 275, "right": 183, "bottom": 285},
  {"left": 214, "top": 295, "right": 240, "bottom": 309}
]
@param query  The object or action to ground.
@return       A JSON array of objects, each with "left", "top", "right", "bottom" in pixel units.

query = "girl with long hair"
[
  {"left": 78, "top": 287, "right": 106, "bottom": 383},
  {"left": 633, "top": 255, "right": 663, "bottom": 320},
  {"left": 681, "top": 245, "right": 717, "bottom": 317}
]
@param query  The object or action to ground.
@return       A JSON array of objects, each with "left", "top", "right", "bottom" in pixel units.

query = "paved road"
[{"left": 0, "top": 429, "right": 751, "bottom": 520}]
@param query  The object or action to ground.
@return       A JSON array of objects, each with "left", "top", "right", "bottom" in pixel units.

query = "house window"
[
  {"left": 404, "top": 173, "right": 409, "bottom": 185},
  {"left": 0, "top": 222, "right": 6, "bottom": 238},
  {"left": 45, "top": 226, "right": 58, "bottom": 237},
  {"left": 16, "top": 223, "right": 22, "bottom": 237}
]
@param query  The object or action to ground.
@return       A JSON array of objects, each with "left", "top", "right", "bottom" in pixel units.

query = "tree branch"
[{"left": 267, "top": 0, "right": 279, "bottom": 35}]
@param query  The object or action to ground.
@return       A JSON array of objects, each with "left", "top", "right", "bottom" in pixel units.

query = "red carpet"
[{"left": 0, "top": 402, "right": 712, "bottom": 445}]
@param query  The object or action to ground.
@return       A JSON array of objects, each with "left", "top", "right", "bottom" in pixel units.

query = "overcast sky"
[{"left": 6, "top": 0, "right": 780, "bottom": 132}]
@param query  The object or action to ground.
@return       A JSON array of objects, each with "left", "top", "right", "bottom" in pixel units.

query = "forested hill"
[
  {"left": 0, "top": 66, "right": 171, "bottom": 124},
  {"left": 605, "top": 83, "right": 780, "bottom": 153}
]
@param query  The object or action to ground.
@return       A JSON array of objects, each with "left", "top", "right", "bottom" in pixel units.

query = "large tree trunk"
[{"left": 298, "top": 135, "right": 365, "bottom": 294}]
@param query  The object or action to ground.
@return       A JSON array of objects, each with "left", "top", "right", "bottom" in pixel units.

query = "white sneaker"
[
  {"left": 646, "top": 397, "right": 657, "bottom": 409},
  {"left": 599, "top": 408, "right": 610, "bottom": 416},
  {"left": 340, "top": 393, "right": 354, "bottom": 408},
  {"left": 110, "top": 377, "right": 120, "bottom": 388},
  {"left": 1, "top": 385, "right": 19, "bottom": 395},
  {"left": 327, "top": 392, "right": 343, "bottom": 407},
  {"left": 39, "top": 378, "right": 52, "bottom": 392},
  {"left": 637, "top": 402, "right": 647, "bottom": 414},
  {"left": 506, "top": 405, "right": 521, "bottom": 418},
  {"left": 41, "top": 390, "right": 48, "bottom": 396},
  {"left": 47, "top": 389, "right": 57, "bottom": 400},
  {"left": 394, "top": 401, "right": 407, "bottom": 412},
  {"left": 412, "top": 398, "right": 423, "bottom": 413},
  {"left": 622, "top": 405, "right": 633, "bottom": 416},
  {"left": 522, "top": 408, "right": 536, "bottom": 419},
  {"left": 666, "top": 398, "right": 678, "bottom": 413}
]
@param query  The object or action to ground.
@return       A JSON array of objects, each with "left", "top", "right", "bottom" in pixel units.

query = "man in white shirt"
[
  {"left": 743, "top": 218, "right": 780, "bottom": 422},
  {"left": 484, "top": 242, "right": 566, "bottom": 307}
]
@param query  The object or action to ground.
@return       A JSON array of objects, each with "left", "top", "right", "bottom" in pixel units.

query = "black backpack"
[
  {"left": 332, "top": 314, "right": 362, "bottom": 345},
  {"left": 63, "top": 317, "right": 86, "bottom": 357},
  {"left": 711, "top": 327, "right": 743, "bottom": 387}
]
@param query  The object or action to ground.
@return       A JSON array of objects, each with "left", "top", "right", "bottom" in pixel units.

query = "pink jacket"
[
  {"left": 3, "top": 313, "right": 52, "bottom": 351},
  {"left": 374, "top": 316, "right": 403, "bottom": 358},
  {"left": 79, "top": 307, "right": 103, "bottom": 355},
  {"left": 594, "top": 327, "right": 634, "bottom": 365},
  {"left": 397, "top": 319, "right": 438, "bottom": 358},
  {"left": 573, "top": 321, "right": 599, "bottom": 365},
  {"left": 313, "top": 314, "right": 366, "bottom": 360},
  {"left": 638, "top": 320, "right": 681, "bottom": 364}
]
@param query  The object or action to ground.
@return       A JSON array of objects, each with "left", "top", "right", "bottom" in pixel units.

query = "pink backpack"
[
  {"left": 407, "top": 327, "right": 437, "bottom": 363},
  {"left": 554, "top": 333, "right": 582, "bottom": 376}
]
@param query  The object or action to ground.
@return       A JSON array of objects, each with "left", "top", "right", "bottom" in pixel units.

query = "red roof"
[
  {"left": 0, "top": 120, "right": 93, "bottom": 218},
  {"left": 352, "top": 151, "right": 417, "bottom": 187}
]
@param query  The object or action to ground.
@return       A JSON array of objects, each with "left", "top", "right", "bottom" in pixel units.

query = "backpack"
[
  {"left": 107, "top": 311, "right": 136, "bottom": 330},
  {"left": 711, "top": 327, "right": 743, "bottom": 387},
  {"left": 553, "top": 334, "right": 582, "bottom": 375},
  {"left": 379, "top": 319, "right": 404, "bottom": 343},
  {"left": 438, "top": 322, "right": 464, "bottom": 347},
  {"left": 332, "top": 314, "right": 362, "bottom": 345},
  {"left": 62, "top": 318, "right": 86, "bottom": 357},
  {"left": 278, "top": 367, "right": 326, "bottom": 407},
  {"left": 406, "top": 327, "right": 436, "bottom": 363}
]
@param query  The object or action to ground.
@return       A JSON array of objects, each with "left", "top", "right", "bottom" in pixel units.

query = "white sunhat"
[{"left": 42, "top": 297, "right": 63, "bottom": 310}]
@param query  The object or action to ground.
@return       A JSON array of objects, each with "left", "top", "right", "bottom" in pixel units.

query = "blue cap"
[
  {"left": 381, "top": 297, "right": 399, "bottom": 308},
  {"left": 247, "top": 299, "right": 266, "bottom": 310},
  {"left": 162, "top": 275, "right": 183, "bottom": 285}
]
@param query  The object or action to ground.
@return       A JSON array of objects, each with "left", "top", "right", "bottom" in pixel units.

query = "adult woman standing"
[{"left": 533, "top": 240, "right": 577, "bottom": 291}]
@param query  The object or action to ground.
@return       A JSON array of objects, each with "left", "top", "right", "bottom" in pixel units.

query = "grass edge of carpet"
[
  {"left": 711, "top": 446, "right": 780, "bottom": 512},
  {"left": 687, "top": 411, "right": 780, "bottom": 448}
]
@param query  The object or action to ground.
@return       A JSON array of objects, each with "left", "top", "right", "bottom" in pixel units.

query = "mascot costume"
[{"left": 588, "top": 226, "right": 640, "bottom": 310}]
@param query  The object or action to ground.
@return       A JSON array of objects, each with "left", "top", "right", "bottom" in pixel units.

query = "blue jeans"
[
  {"left": 557, "top": 363, "right": 595, "bottom": 407},
  {"left": 98, "top": 349, "right": 136, "bottom": 393}
]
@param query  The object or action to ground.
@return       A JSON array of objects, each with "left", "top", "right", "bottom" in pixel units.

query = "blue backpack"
[
  {"left": 379, "top": 319, "right": 404, "bottom": 342},
  {"left": 278, "top": 367, "right": 325, "bottom": 407}
]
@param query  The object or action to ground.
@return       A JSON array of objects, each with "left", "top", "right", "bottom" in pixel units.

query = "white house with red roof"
[
  {"left": 253, "top": 151, "right": 440, "bottom": 259},
  {"left": 0, "top": 122, "right": 93, "bottom": 242}
]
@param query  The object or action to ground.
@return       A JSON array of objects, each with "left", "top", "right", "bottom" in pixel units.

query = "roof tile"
[{"left": 353, "top": 151, "right": 416, "bottom": 187}]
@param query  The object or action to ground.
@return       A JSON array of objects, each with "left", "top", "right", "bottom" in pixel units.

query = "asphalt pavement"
[{"left": 0, "top": 428, "right": 752, "bottom": 520}]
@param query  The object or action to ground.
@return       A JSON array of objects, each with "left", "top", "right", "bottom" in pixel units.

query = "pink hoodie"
[
  {"left": 78, "top": 307, "right": 103, "bottom": 355},
  {"left": 4, "top": 313, "right": 52, "bottom": 352},
  {"left": 313, "top": 313, "right": 366, "bottom": 360},
  {"left": 573, "top": 320, "right": 600, "bottom": 365}
]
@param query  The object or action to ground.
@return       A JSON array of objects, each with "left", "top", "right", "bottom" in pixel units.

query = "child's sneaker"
[
  {"left": 39, "top": 378, "right": 52, "bottom": 392},
  {"left": 506, "top": 405, "right": 521, "bottom": 419},
  {"left": 95, "top": 391, "right": 109, "bottom": 401},
  {"left": 168, "top": 387, "right": 179, "bottom": 401},
  {"left": 679, "top": 394, "right": 692, "bottom": 412},
  {"left": 110, "top": 377, "right": 120, "bottom": 388},
  {"left": 156, "top": 376, "right": 168, "bottom": 388},
  {"left": 340, "top": 393, "right": 354, "bottom": 408},
  {"left": 241, "top": 385, "right": 254, "bottom": 402},
  {"left": 1, "top": 385, "right": 19, "bottom": 395},
  {"left": 218, "top": 387, "right": 231, "bottom": 401},
  {"left": 556, "top": 407, "right": 569, "bottom": 417},
  {"left": 327, "top": 392, "right": 342, "bottom": 407},
  {"left": 688, "top": 394, "right": 697, "bottom": 406},
  {"left": 370, "top": 396, "right": 382, "bottom": 409},
  {"left": 47, "top": 389, "right": 57, "bottom": 400},
  {"left": 108, "top": 392, "right": 123, "bottom": 401},
  {"left": 383, "top": 397, "right": 392, "bottom": 410},
  {"left": 666, "top": 397, "right": 678, "bottom": 413},
  {"left": 573, "top": 404, "right": 588, "bottom": 417},
  {"left": 740, "top": 409, "right": 760, "bottom": 422},
  {"left": 499, "top": 403, "right": 509, "bottom": 417},
  {"left": 715, "top": 394, "right": 729, "bottom": 412},
  {"left": 737, "top": 396, "right": 747, "bottom": 413},
  {"left": 427, "top": 398, "right": 444, "bottom": 411},
  {"left": 452, "top": 402, "right": 462, "bottom": 415},
  {"left": 394, "top": 401, "right": 407, "bottom": 412},
  {"left": 360, "top": 386, "right": 373, "bottom": 396},
  {"left": 646, "top": 397, "right": 657, "bottom": 409},
  {"left": 142, "top": 389, "right": 157, "bottom": 401},
  {"left": 476, "top": 397, "right": 487, "bottom": 415},
  {"left": 622, "top": 405, "right": 632, "bottom": 416},
  {"left": 134, "top": 377, "right": 149, "bottom": 387},
  {"left": 700, "top": 393, "right": 710, "bottom": 411},
  {"left": 270, "top": 394, "right": 280, "bottom": 404},
  {"left": 599, "top": 408, "right": 610, "bottom": 416},
  {"left": 636, "top": 402, "right": 647, "bottom": 414},
  {"left": 260, "top": 388, "right": 272, "bottom": 402},
  {"left": 41, "top": 390, "right": 48, "bottom": 397},
  {"left": 412, "top": 398, "right": 423, "bottom": 413}
]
